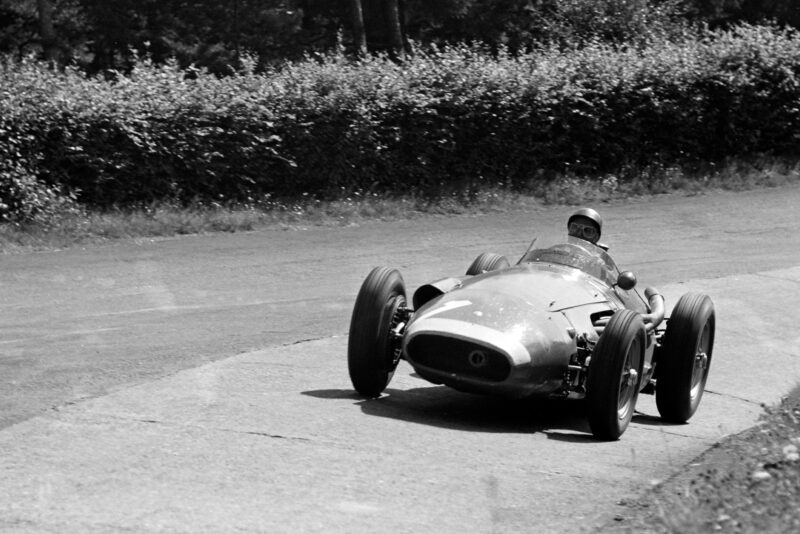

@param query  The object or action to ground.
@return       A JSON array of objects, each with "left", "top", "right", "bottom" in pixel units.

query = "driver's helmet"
[{"left": 568, "top": 207, "right": 602, "bottom": 244}]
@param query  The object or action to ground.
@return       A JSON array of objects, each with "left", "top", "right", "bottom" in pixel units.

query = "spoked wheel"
[
  {"left": 586, "top": 309, "right": 646, "bottom": 441},
  {"left": 656, "top": 293, "right": 715, "bottom": 423},
  {"left": 347, "top": 267, "right": 408, "bottom": 397},
  {"left": 466, "top": 253, "right": 510, "bottom": 276}
]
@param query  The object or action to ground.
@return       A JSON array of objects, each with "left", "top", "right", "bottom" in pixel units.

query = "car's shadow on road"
[
  {"left": 630, "top": 411, "right": 687, "bottom": 428},
  {"left": 304, "top": 386, "right": 683, "bottom": 441},
  {"left": 303, "top": 385, "right": 601, "bottom": 442}
]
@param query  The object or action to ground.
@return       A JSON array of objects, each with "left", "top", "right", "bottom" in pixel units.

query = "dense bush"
[
  {"left": 0, "top": 155, "right": 78, "bottom": 224},
  {"left": 2, "top": 23, "right": 800, "bottom": 220}
]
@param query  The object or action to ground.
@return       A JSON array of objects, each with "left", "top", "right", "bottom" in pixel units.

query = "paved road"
[{"left": 1, "top": 186, "right": 800, "bottom": 532}]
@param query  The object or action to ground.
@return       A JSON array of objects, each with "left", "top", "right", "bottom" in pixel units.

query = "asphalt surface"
[{"left": 1, "top": 185, "right": 800, "bottom": 532}]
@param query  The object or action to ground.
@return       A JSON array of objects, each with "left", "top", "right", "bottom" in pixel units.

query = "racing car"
[{"left": 347, "top": 234, "right": 715, "bottom": 440}]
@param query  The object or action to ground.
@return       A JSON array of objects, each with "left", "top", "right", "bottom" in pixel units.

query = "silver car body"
[{"left": 402, "top": 236, "right": 655, "bottom": 398}]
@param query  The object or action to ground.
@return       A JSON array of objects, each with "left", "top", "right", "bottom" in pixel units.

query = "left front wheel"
[
  {"left": 348, "top": 267, "right": 407, "bottom": 397},
  {"left": 586, "top": 309, "right": 646, "bottom": 440}
]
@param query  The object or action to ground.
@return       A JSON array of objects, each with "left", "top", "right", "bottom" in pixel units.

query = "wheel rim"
[
  {"left": 689, "top": 322, "right": 711, "bottom": 399},
  {"left": 617, "top": 337, "right": 641, "bottom": 421},
  {"left": 382, "top": 294, "right": 406, "bottom": 370}
]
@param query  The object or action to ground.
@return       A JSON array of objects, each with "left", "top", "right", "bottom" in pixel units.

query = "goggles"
[{"left": 569, "top": 222, "right": 599, "bottom": 241}]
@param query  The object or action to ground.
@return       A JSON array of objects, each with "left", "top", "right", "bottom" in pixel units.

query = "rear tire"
[
  {"left": 466, "top": 253, "right": 510, "bottom": 276},
  {"left": 348, "top": 267, "right": 407, "bottom": 397},
  {"left": 586, "top": 309, "right": 646, "bottom": 441},
  {"left": 656, "top": 293, "right": 715, "bottom": 423}
]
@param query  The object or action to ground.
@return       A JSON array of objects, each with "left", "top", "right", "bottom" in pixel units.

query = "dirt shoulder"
[{"left": 597, "top": 384, "right": 800, "bottom": 533}]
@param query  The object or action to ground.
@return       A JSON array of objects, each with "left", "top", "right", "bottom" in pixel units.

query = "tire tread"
[
  {"left": 347, "top": 267, "right": 406, "bottom": 397},
  {"left": 586, "top": 309, "right": 645, "bottom": 441},
  {"left": 466, "top": 253, "right": 510, "bottom": 276},
  {"left": 656, "top": 292, "right": 715, "bottom": 423}
]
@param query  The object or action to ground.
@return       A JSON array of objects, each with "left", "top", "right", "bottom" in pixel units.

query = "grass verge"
[
  {"left": 2, "top": 158, "right": 799, "bottom": 253},
  {"left": 601, "top": 384, "right": 800, "bottom": 533}
]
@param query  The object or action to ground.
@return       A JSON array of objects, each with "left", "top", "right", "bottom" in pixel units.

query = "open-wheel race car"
[{"left": 347, "top": 232, "right": 715, "bottom": 441}]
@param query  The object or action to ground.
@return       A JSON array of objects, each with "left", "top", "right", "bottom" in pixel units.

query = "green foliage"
[
  {"left": 3, "top": 23, "right": 800, "bottom": 221},
  {"left": 408, "top": 0, "right": 689, "bottom": 50},
  {"left": 0, "top": 156, "right": 77, "bottom": 224},
  {"left": 0, "top": 56, "right": 79, "bottom": 223},
  {"left": 77, "top": 0, "right": 310, "bottom": 73},
  {"left": 0, "top": 1, "right": 701, "bottom": 71},
  {"left": 684, "top": 0, "right": 800, "bottom": 29},
  {"left": 4, "top": 1, "right": 800, "bottom": 73}
]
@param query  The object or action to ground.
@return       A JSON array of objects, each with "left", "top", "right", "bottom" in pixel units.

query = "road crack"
[
  {"left": 635, "top": 425, "right": 712, "bottom": 440},
  {"left": 237, "top": 430, "right": 312, "bottom": 442},
  {"left": 283, "top": 334, "right": 345, "bottom": 346},
  {"left": 127, "top": 416, "right": 312, "bottom": 442},
  {"left": 72, "top": 412, "right": 314, "bottom": 442},
  {"left": 704, "top": 389, "right": 764, "bottom": 407}
]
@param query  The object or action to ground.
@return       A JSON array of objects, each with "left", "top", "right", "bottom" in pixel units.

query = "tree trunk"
[
  {"left": 362, "top": 0, "right": 406, "bottom": 58},
  {"left": 399, "top": 0, "right": 412, "bottom": 56},
  {"left": 37, "top": 0, "right": 58, "bottom": 62},
  {"left": 348, "top": 0, "right": 368, "bottom": 57},
  {"left": 382, "top": 0, "right": 405, "bottom": 60}
]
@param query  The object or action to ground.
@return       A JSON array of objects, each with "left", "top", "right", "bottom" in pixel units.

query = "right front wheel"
[{"left": 656, "top": 293, "right": 715, "bottom": 423}]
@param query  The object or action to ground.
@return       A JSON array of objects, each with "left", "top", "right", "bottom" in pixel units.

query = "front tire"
[
  {"left": 348, "top": 267, "right": 407, "bottom": 397},
  {"left": 466, "top": 253, "right": 510, "bottom": 276},
  {"left": 656, "top": 293, "right": 715, "bottom": 423},
  {"left": 586, "top": 309, "right": 646, "bottom": 440}
]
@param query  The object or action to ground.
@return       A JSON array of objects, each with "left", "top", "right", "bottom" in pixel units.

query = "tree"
[
  {"left": 10, "top": 0, "right": 798, "bottom": 73},
  {"left": 0, "top": 0, "right": 85, "bottom": 61},
  {"left": 359, "top": 0, "right": 408, "bottom": 57},
  {"left": 382, "top": 0, "right": 406, "bottom": 57},
  {"left": 0, "top": 1, "right": 36, "bottom": 59},
  {"left": 75, "top": 0, "right": 308, "bottom": 73},
  {"left": 36, "top": 0, "right": 57, "bottom": 60},
  {"left": 681, "top": 0, "right": 800, "bottom": 27},
  {"left": 347, "top": 0, "right": 367, "bottom": 56},
  {"left": 740, "top": 0, "right": 800, "bottom": 27}
]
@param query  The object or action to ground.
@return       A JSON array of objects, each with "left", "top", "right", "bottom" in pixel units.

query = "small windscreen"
[{"left": 520, "top": 236, "right": 619, "bottom": 286}]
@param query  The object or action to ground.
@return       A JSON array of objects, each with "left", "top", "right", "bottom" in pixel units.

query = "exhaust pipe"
[
  {"left": 641, "top": 287, "right": 665, "bottom": 332},
  {"left": 593, "top": 287, "right": 665, "bottom": 335}
]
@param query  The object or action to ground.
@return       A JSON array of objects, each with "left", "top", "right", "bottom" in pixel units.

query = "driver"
[{"left": 568, "top": 207, "right": 609, "bottom": 250}]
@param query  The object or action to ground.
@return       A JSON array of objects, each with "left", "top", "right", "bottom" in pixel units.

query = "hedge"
[{"left": 2, "top": 24, "right": 800, "bottom": 222}]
